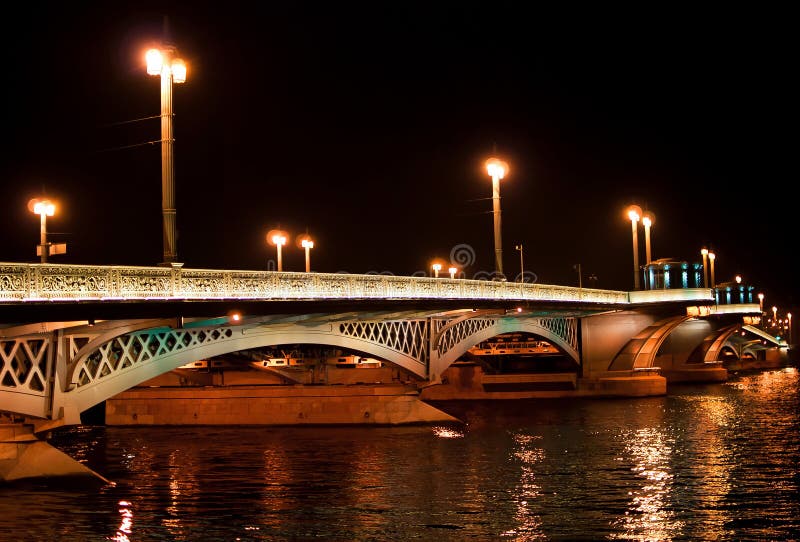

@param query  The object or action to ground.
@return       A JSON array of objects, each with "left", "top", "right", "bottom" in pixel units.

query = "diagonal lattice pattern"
[
  {"left": 537, "top": 317, "right": 578, "bottom": 351},
  {"left": 0, "top": 337, "right": 50, "bottom": 394},
  {"left": 338, "top": 320, "right": 429, "bottom": 365},
  {"left": 436, "top": 318, "right": 497, "bottom": 355},
  {"left": 73, "top": 327, "right": 234, "bottom": 387}
]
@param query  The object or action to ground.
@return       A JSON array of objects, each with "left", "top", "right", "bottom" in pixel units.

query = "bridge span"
[
  {"left": 0, "top": 262, "right": 761, "bottom": 413},
  {"left": 0, "top": 262, "right": 775, "bottom": 481}
]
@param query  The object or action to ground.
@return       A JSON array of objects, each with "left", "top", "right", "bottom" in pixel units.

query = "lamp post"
[
  {"left": 708, "top": 251, "right": 716, "bottom": 287},
  {"left": 146, "top": 45, "right": 188, "bottom": 265},
  {"left": 432, "top": 262, "right": 442, "bottom": 278},
  {"left": 448, "top": 266, "right": 458, "bottom": 279},
  {"left": 772, "top": 306, "right": 778, "bottom": 327},
  {"left": 788, "top": 312, "right": 793, "bottom": 344},
  {"left": 485, "top": 157, "right": 509, "bottom": 279},
  {"left": 271, "top": 233, "right": 287, "bottom": 271},
  {"left": 701, "top": 248, "right": 709, "bottom": 288},
  {"left": 642, "top": 211, "right": 655, "bottom": 265},
  {"left": 301, "top": 237, "right": 314, "bottom": 272},
  {"left": 626, "top": 205, "right": 642, "bottom": 289},
  {"left": 515, "top": 244, "right": 524, "bottom": 283},
  {"left": 28, "top": 198, "right": 55, "bottom": 263}
]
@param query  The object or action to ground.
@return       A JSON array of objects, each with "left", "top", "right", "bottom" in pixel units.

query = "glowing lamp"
[
  {"left": 485, "top": 158, "right": 508, "bottom": 180},
  {"left": 172, "top": 59, "right": 187, "bottom": 83},
  {"left": 145, "top": 49, "right": 163, "bottom": 75},
  {"left": 32, "top": 200, "right": 55, "bottom": 216}
]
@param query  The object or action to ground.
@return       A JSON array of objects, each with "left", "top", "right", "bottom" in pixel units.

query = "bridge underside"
[
  {"left": 1, "top": 309, "right": 587, "bottom": 423},
  {"left": 0, "top": 299, "right": 768, "bottom": 425}
]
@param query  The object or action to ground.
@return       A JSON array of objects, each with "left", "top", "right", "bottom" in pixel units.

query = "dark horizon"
[{"left": 1, "top": 4, "right": 795, "bottom": 310}]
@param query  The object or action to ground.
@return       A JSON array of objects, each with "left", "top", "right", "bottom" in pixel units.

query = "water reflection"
[
  {"left": 682, "top": 394, "right": 734, "bottom": 539},
  {"left": 612, "top": 426, "right": 681, "bottom": 541},
  {"left": 109, "top": 500, "right": 133, "bottom": 542},
  {"left": 12, "top": 368, "right": 797, "bottom": 541},
  {"left": 163, "top": 447, "right": 200, "bottom": 539},
  {"left": 503, "top": 433, "right": 545, "bottom": 540}
]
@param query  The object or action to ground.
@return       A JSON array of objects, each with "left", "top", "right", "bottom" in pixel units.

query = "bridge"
[
  {"left": 0, "top": 261, "right": 774, "bottom": 481},
  {"left": 1, "top": 261, "right": 764, "bottom": 416}
]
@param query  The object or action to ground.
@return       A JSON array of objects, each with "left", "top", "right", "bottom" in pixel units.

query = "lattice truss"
[
  {"left": 434, "top": 316, "right": 578, "bottom": 355},
  {"left": 338, "top": 320, "right": 429, "bottom": 365},
  {"left": 538, "top": 317, "right": 578, "bottom": 351},
  {"left": 435, "top": 318, "right": 497, "bottom": 355},
  {"left": 72, "top": 327, "right": 234, "bottom": 388},
  {"left": 0, "top": 337, "right": 51, "bottom": 395}
]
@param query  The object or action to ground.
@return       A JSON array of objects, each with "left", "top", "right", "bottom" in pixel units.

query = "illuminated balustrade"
[{"left": 0, "top": 262, "right": 716, "bottom": 305}]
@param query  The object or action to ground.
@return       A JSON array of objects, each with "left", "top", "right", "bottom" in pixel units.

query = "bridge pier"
[
  {"left": 104, "top": 384, "right": 461, "bottom": 426},
  {"left": 0, "top": 421, "right": 111, "bottom": 484}
]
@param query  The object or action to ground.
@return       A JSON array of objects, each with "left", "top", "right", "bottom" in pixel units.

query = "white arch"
[
  {"left": 60, "top": 322, "right": 430, "bottom": 416},
  {"left": 429, "top": 319, "right": 579, "bottom": 381}
]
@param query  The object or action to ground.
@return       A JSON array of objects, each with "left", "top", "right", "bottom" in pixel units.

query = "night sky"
[{"left": 1, "top": 4, "right": 796, "bottom": 309}]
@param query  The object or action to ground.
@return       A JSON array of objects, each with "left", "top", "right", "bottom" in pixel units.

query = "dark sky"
[{"left": 1, "top": 3, "right": 796, "bottom": 308}]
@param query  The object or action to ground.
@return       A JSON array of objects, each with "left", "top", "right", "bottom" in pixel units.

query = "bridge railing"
[{"left": 0, "top": 263, "right": 635, "bottom": 304}]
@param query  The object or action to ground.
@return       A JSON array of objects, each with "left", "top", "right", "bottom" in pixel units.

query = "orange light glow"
[
  {"left": 626, "top": 205, "right": 642, "bottom": 222},
  {"left": 171, "top": 59, "right": 187, "bottom": 83},
  {"left": 267, "top": 230, "right": 289, "bottom": 246},
  {"left": 29, "top": 198, "right": 55, "bottom": 216},
  {"left": 485, "top": 157, "right": 508, "bottom": 180},
  {"left": 145, "top": 49, "right": 163, "bottom": 75}
]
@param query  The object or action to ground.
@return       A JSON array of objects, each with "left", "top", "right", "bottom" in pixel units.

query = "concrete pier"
[
  {"left": 418, "top": 363, "right": 667, "bottom": 400},
  {"left": 106, "top": 384, "right": 461, "bottom": 426},
  {"left": 0, "top": 423, "right": 112, "bottom": 484}
]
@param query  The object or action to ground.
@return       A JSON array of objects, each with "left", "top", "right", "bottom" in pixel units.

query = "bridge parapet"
[{"left": 2, "top": 262, "right": 664, "bottom": 304}]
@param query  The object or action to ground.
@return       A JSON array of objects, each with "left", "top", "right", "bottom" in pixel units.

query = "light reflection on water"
[
  {"left": 0, "top": 368, "right": 797, "bottom": 541},
  {"left": 504, "top": 434, "right": 545, "bottom": 540}
]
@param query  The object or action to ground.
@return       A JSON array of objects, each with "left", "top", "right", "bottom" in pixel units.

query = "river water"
[{"left": 1, "top": 367, "right": 798, "bottom": 541}]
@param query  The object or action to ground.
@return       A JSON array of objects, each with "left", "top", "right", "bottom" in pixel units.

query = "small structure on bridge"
[{"left": 642, "top": 258, "right": 703, "bottom": 290}]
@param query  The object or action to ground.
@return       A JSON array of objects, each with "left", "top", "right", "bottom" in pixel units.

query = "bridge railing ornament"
[{"left": 0, "top": 263, "right": 631, "bottom": 304}]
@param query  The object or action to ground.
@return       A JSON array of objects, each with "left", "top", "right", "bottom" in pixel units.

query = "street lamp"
[
  {"left": 642, "top": 211, "right": 655, "bottom": 265},
  {"left": 301, "top": 237, "right": 314, "bottom": 272},
  {"left": 270, "top": 233, "right": 287, "bottom": 271},
  {"left": 28, "top": 198, "right": 55, "bottom": 263},
  {"left": 145, "top": 45, "right": 188, "bottom": 265},
  {"left": 431, "top": 262, "right": 442, "bottom": 278},
  {"left": 515, "top": 244, "right": 524, "bottom": 283},
  {"left": 486, "top": 157, "right": 509, "bottom": 279},
  {"left": 626, "top": 205, "right": 642, "bottom": 289},
  {"left": 701, "top": 248, "right": 709, "bottom": 288},
  {"left": 788, "top": 313, "right": 793, "bottom": 344},
  {"left": 772, "top": 306, "right": 778, "bottom": 325},
  {"left": 448, "top": 266, "right": 458, "bottom": 279},
  {"left": 708, "top": 251, "right": 716, "bottom": 287}
]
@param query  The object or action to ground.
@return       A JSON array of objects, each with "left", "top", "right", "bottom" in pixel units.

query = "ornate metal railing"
[{"left": 0, "top": 262, "right": 715, "bottom": 305}]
